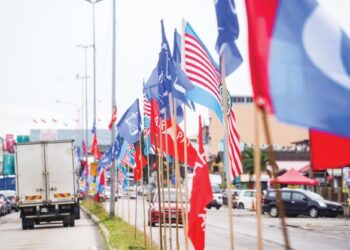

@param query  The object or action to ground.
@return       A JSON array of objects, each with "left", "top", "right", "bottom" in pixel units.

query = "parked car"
[
  {"left": 223, "top": 189, "right": 241, "bottom": 208},
  {"left": 148, "top": 188, "right": 187, "bottom": 227},
  {"left": 207, "top": 185, "right": 223, "bottom": 209},
  {"left": 263, "top": 189, "right": 343, "bottom": 218},
  {"left": 0, "top": 190, "right": 18, "bottom": 212},
  {"left": 236, "top": 189, "right": 257, "bottom": 209},
  {"left": 0, "top": 194, "right": 10, "bottom": 215}
]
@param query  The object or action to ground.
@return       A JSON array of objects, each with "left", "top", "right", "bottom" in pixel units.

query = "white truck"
[{"left": 15, "top": 140, "right": 80, "bottom": 229}]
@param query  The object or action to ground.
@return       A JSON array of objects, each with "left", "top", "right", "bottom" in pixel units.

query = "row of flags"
[{"left": 81, "top": 0, "right": 350, "bottom": 249}]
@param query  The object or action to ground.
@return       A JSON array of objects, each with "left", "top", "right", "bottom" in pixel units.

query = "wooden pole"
[
  {"left": 254, "top": 106, "right": 263, "bottom": 250},
  {"left": 261, "top": 110, "right": 291, "bottom": 250},
  {"left": 154, "top": 127, "right": 164, "bottom": 250},
  {"left": 164, "top": 111, "right": 173, "bottom": 250},
  {"left": 135, "top": 182, "right": 138, "bottom": 239},
  {"left": 168, "top": 95, "right": 182, "bottom": 250},
  {"left": 220, "top": 56, "right": 235, "bottom": 250},
  {"left": 181, "top": 19, "right": 190, "bottom": 250},
  {"left": 183, "top": 105, "right": 190, "bottom": 250},
  {"left": 127, "top": 164, "right": 131, "bottom": 226},
  {"left": 146, "top": 133, "right": 153, "bottom": 249},
  {"left": 140, "top": 136, "right": 147, "bottom": 249},
  {"left": 159, "top": 121, "right": 167, "bottom": 250}
]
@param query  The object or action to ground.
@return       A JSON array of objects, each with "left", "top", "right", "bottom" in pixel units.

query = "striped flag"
[
  {"left": 184, "top": 21, "right": 242, "bottom": 178},
  {"left": 184, "top": 22, "right": 223, "bottom": 122}
]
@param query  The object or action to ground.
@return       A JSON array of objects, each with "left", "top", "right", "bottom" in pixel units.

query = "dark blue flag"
[
  {"left": 98, "top": 134, "right": 124, "bottom": 171},
  {"left": 215, "top": 0, "right": 243, "bottom": 76},
  {"left": 117, "top": 99, "right": 141, "bottom": 144},
  {"left": 91, "top": 120, "right": 96, "bottom": 134}
]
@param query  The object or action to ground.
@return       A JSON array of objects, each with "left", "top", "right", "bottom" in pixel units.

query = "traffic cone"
[{"left": 251, "top": 199, "right": 256, "bottom": 211}]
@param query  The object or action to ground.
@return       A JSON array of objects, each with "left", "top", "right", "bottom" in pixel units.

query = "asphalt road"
[
  {"left": 0, "top": 210, "right": 105, "bottom": 250},
  {"left": 104, "top": 197, "right": 350, "bottom": 250}
]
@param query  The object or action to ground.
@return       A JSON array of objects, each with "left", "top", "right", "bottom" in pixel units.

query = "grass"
[{"left": 82, "top": 199, "right": 157, "bottom": 250}]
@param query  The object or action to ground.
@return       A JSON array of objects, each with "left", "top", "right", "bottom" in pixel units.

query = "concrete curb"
[{"left": 81, "top": 206, "right": 115, "bottom": 250}]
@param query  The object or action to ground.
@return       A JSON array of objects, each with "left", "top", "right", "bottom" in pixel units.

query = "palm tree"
[{"left": 242, "top": 148, "right": 269, "bottom": 177}]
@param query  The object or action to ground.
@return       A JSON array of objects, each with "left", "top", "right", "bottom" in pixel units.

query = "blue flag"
[
  {"left": 117, "top": 99, "right": 141, "bottom": 144},
  {"left": 215, "top": 0, "right": 243, "bottom": 75},
  {"left": 91, "top": 120, "right": 96, "bottom": 134},
  {"left": 98, "top": 134, "right": 124, "bottom": 171}
]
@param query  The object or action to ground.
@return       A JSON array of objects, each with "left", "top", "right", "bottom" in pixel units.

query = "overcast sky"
[{"left": 0, "top": 0, "right": 349, "bottom": 138}]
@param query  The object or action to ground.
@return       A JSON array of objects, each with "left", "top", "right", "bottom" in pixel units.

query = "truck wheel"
[
  {"left": 70, "top": 219, "right": 75, "bottom": 227},
  {"left": 74, "top": 203, "right": 81, "bottom": 220},
  {"left": 63, "top": 222, "right": 68, "bottom": 227},
  {"left": 22, "top": 218, "right": 34, "bottom": 230}
]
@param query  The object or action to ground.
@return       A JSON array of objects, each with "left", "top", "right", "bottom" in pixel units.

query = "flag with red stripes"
[
  {"left": 184, "top": 21, "right": 242, "bottom": 178},
  {"left": 108, "top": 106, "right": 117, "bottom": 130}
]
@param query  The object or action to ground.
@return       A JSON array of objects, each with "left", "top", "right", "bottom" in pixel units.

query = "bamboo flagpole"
[
  {"left": 135, "top": 180, "right": 138, "bottom": 239},
  {"left": 254, "top": 106, "right": 263, "bottom": 250},
  {"left": 127, "top": 163, "right": 131, "bottom": 226},
  {"left": 139, "top": 135, "right": 147, "bottom": 248},
  {"left": 146, "top": 131, "right": 153, "bottom": 249},
  {"left": 159, "top": 121, "right": 167, "bottom": 250},
  {"left": 220, "top": 56, "right": 235, "bottom": 250},
  {"left": 261, "top": 110, "right": 291, "bottom": 250},
  {"left": 164, "top": 111, "right": 173, "bottom": 250},
  {"left": 181, "top": 19, "right": 190, "bottom": 250}
]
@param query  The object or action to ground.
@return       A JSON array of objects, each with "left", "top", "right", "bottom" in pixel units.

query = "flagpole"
[
  {"left": 127, "top": 163, "right": 131, "bottom": 226},
  {"left": 168, "top": 95, "right": 184, "bottom": 250},
  {"left": 109, "top": 0, "right": 117, "bottom": 217},
  {"left": 140, "top": 140, "right": 147, "bottom": 249},
  {"left": 164, "top": 112, "right": 173, "bottom": 250},
  {"left": 183, "top": 105, "right": 190, "bottom": 250},
  {"left": 159, "top": 122, "right": 167, "bottom": 250},
  {"left": 220, "top": 56, "right": 235, "bottom": 250},
  {"left": 261, "top": 110, "right": 291, "bottom": 250},
  {"left": 154, "top": 125, "right": 164, "bottom": 250},
  {"left": 146, "top": 132, "right": 153, "bottom": 249},
  {"left": 254, "top": 105, "right": 263, "bottom": 250},
  {"left": 181, "top": 19, "right": 190, "bottom": 250},
  {"left": 134, "top": 181, "right": 138, "bottom": 239}
]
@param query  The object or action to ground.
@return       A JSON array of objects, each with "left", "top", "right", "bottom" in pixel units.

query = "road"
[
  {"left": 0, "top": 210, "right": 105, "bottom": 250},
  {"left": 105, "top": 197, "right": 350, "bottom": 250}
]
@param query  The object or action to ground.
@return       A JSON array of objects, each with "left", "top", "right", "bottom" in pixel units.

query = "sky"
[{"left": 0, "top": 0, "right": 350, "bottom": 139}]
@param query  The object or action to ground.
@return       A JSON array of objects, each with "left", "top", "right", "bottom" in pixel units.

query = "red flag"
[
  {"left": 91, "top": 134, "right": 102, "bottom": 160},
  {"left": 310, "top": 130, "right": 350, "bottom": 170},
  {"left": 134, "top": 144, "right": 147, "bottom": 181},
  {"left": 33, "top": 119, "right": 38, "bottom": 124},
  {"left": 100, "top": 169, "right": 106, "bottom": 186},
  {"left": 188, "top": 116, "right": 213, "bottom": 250},
  {"left": 150, "top": 99, "right": 199, "bottom": 167},
  {"left": 108, "top": 106, "right": 117, "bottom": 130},
  {"left": 52, "top": 118, "right": 57, "bottom": 123},
  {"left": 82, "top": 140, "right": 87, "bottom": 155}
]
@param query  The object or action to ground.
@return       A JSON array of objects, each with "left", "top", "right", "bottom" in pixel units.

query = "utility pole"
[
  {"left": 76, "top": 45, "right": 91, "bottom": 147},
  {"left": 110, "top": 0, "right": 117, "bottom": 217},
  {"left": 85, "top": 0, "right": 103, "bottom": 139}
]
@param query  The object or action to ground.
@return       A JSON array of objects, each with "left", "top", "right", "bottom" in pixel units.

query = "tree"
[{"left": 242, "top": 148, "right": 269, "bottom": 176}]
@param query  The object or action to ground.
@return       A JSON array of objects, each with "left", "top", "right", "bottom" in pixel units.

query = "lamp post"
[
  {"left": 76, "top": 74, "right": 90, "bottom": 146},
  {"left": 76, "top": 44, "right": 91, "bottom": 146},
  {"left": 84, "top": 0, "right": 104, "bottom": 135}
]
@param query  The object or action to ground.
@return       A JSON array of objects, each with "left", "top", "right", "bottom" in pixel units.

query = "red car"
[{"left": 148, "top": 188, "right": 188, "bottom": 227}]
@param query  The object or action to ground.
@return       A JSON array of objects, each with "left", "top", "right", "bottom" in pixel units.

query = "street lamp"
[{"left": 84, "top": 0, "right": 104, "bottom": 136}]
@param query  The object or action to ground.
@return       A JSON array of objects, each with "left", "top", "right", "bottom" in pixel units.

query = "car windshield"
[
  {"left": 304, "top": 190, "right": 324, "bottom": 200},
  {"left": 212, "top": 185, "right": 221, "bottom": 193},
  {"left": 153, "top": 191, "right": 187, "bottom": 203}
]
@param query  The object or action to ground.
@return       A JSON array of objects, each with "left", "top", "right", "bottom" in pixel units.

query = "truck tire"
[
  {"left": 22, "top": 218, "right": 34, "bottom": 230},
  {"left": 74, "top": 203, "right": 80, "bottom": 220},
  {"left": 69, "top": 218, "right": 75, "bottom": 227}
]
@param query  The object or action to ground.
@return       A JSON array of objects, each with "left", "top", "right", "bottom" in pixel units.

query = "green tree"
[{"left": 242, "top": 148, "right": 269, "bottom": 176}]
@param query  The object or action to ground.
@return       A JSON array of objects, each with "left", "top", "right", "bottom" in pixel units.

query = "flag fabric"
[
  {"left": 52, "top": 118, "right": 58, "bottom": 123},
  {"left": 184, "top": 22, "right": 242, "bottom": 178},
  {"left": 91, "top": 134, "right": 102, "bottom": 160},
  {"left": 310, "top": 130, "right": 350, "bottom": 170},
  {"left": 188, "top": 116, "right": 213, "bottom": 250},
  {"left": 134, "top": 144, "right": 147, "bottom": 181},
  {"left": 82, "top": 140, "right": 87, "bottom": 156},
  {"left": 41, "top": 119, "right": 46, "bottom": 123},
  {"left": 33, "top": 119, "right": 38, "bottom": 124},
  {"left": 246, "top": 0, "right": 350, "bottom": 138},
  {"left": 76, "top": 146, "right": 81, "bottom": 161},
  {"left": 184, "top": 22, "right": 223, "bottom": 122},
  {"left": 225, "top": 111, "right": 243, "bottom": 178},
  {"left": 150, "top": 98, "right": 199, "bottom": 167},
  {"left": 143, "top": 90, "right": 151, "bottom": 129},
  {"left": 91, "top": 121, "right": 96, "bottom": 135},
  {"left": 94, "top": 169, "right": 106, "bottom": 195},
  {"left": 108, "top": 106, "right": 117, "bottom": 130},
  {"left": 117, "top": 99, "right": 141, "bottom": 144},
  {"left": 215, "top": 0, "right": 243, "bottom": 76}
]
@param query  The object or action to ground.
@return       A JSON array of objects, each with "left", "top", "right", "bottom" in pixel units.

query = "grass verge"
[{"left": 82, "top": 199, "right": 157, "bottom": 250}]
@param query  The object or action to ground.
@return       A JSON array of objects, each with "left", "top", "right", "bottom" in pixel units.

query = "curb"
[{"left": 81, "top": 206, "right": 115, "bottom": 250}]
